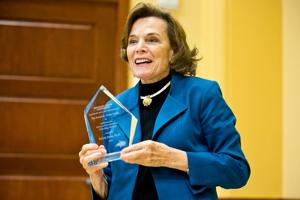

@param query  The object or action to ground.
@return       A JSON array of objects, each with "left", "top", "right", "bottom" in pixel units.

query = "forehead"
[{"left": 130, "top": 16, "right": 168, "bottom": 36}]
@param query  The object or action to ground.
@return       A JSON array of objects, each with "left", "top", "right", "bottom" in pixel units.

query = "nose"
[{"left": 135, "top": 40, "right": 146, "bottom": 53}]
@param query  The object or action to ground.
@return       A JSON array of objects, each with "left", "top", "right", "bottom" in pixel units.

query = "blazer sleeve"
[{"left": 186, "top": 81, "right": 250, "bottom": 189}]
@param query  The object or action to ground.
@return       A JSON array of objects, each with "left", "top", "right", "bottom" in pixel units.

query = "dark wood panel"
[
  {"left": 0, "top": 176, "right": 91, "bottom": 200},
  {"left": 0, "top": 79, "right": 96, "bottom": 99},
  {"left": 0, "top": 154, "right": 85, "bottom": 176},
  {"left": 0, "top": 1, "right": 118, "bottom": 23},
  {"left": 0, "top": 98, "right": 88, "bottom": 153},
  {"left": 0, "top": 20, "right": 95, "bottom": 78}
]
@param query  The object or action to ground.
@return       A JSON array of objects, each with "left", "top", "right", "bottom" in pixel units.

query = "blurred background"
[{"left": 0, "top": 0, "right": 299, "bottom": 199}]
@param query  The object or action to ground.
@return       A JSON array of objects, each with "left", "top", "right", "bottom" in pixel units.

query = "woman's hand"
[
  {"left": 79, "top": 143, "right": 108, "bottom": 198},
  {"left": 120, "top": 140, "right": 188, "bottom": 172},
  {"left": 79, "top": 143, "right": 108, "bottom": 175}
]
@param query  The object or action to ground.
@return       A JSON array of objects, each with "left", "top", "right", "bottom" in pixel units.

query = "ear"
[{"left": 169, "top": 49, "right": 174, "bottom": 63}]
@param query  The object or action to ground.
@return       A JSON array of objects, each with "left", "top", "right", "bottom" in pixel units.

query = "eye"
[
  {"left": 128, "top": 38, "right": 138, "bottom": 45},
  {"left": 147, "top": 37, "right": 159, "bottom": 43}
]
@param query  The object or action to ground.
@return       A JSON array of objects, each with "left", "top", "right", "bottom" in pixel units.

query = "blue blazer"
[{"left": 92, "top": 72, "right": 250, "bottom": 200}]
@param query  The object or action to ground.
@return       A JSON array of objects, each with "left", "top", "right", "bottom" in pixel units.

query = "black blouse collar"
[{"left": 139, "top": 73, "right": 171, "bottom": 97}]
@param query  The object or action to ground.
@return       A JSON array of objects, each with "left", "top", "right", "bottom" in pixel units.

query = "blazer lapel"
[{"left": 152, "top": 92, "right": 187, "bottom": 139}]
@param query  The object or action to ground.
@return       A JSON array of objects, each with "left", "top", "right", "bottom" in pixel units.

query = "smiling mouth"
[{"left": 135, "top": 58, "right": 152, "bottom": 65}]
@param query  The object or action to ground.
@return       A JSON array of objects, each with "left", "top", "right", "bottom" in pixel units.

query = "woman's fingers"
[
  {"left": 120, "top": 147, "right": 144, "bottom": 163},
  {"left": 79, "top": 143, "right": 99, "bottom": 157},
  {"left": 82, "top": 152, "right": 101, "bottom": 166},
  {"left": 120, "top": 140, "right": 170, "bottom": 167},
  {"left": 121, "top": 141, "right": 145, "bottom": 154},
  {"left": 85, "top": 160, "right": 108, "bottom": 174},
  {"left": 120, "top": 140, "right": 151, "bottom": 161},
  {"left": 79, "top": 143, "right": 108, "bottom": 175}
]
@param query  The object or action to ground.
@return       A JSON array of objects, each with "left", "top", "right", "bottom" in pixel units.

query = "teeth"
[{"left": 135, "top": 58, "right": 151, "bottom": 64}]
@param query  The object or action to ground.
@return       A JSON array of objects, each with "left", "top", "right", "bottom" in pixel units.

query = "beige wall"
[
  {"left": 128, "top": 0, "right": 299, "bottom": 198},
  {"left": 283, "top": 0, "right": 300, "bottom": 198},
  {"left": 224, "top": 0, "right": 282, "bottom": 198}
]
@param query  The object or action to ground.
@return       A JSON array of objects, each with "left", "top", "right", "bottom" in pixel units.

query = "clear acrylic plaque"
[{"left": 84, "top": 85, "right": 137, "bottom": 165}]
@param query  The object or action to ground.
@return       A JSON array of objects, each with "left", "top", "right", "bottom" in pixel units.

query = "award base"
[{"left": 88, "top": 151, "right": 121, "bottom": 166}]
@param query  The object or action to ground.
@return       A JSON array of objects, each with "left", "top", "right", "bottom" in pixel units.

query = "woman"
[{"left": 79, "top": 3, "right": 250, "bottom": 200}]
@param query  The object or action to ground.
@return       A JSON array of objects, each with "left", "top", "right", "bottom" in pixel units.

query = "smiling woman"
[
  {"left": 126, "top": 17, "right": 172, "bottom": 84},
  {"left": 79, "top": 3, "right": 250, "bottom": 200}
]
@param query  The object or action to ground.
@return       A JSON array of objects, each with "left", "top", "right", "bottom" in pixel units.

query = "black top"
[{"left": 132, "top": 73, "right": 171, "bottom": 200}]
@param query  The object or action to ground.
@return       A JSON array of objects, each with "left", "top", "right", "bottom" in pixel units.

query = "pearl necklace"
[{"left": 140, "top": 81, "right": 171, "bottom": 107}]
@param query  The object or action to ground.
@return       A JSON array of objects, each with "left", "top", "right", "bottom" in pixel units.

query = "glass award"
[{"left": 84, "top": 85, "right": 137, "bottom": 165}]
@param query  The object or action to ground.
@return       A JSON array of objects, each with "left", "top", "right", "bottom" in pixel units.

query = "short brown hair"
[{"left": 121, "top": 3, "right": 199, "bottom": 76}]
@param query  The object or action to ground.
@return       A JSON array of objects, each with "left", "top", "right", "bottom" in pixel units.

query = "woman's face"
[{"left": 127, "top": 17, "right": 173, "bottom": 84}]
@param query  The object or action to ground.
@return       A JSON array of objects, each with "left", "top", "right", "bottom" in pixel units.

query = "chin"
[{"left": 133, "top": 71, "right": 152, "bottom": 80}]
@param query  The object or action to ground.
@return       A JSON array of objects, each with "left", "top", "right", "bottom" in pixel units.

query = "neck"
[{"left": 140, "top": 71, "right": 170, "bottom": 84}]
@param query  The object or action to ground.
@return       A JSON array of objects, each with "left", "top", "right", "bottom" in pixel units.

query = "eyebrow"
[{"left": 128, "top": 32, "right": 161, "bottom": 38}]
